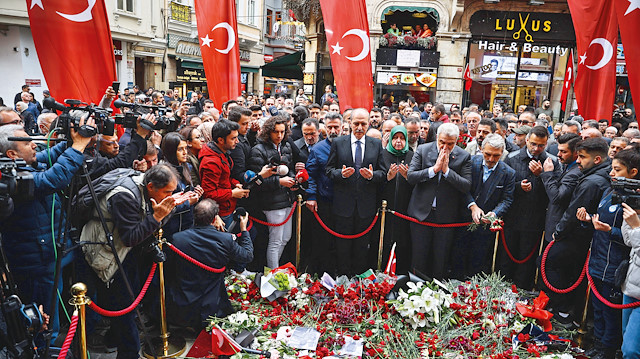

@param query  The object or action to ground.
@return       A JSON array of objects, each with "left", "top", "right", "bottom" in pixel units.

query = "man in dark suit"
[
  {"left": 293, "top": 118, "right": 320, "bottom": 165},
  {"left": 407, "top": 123, "right": 472, "bottom": 279},
  {"left": 167, "top": 199, "right": 252, "bottom": 329},
  {"left": 325, "top": 108, "right": 387, "bottom": 275},
  {"left": 503, "top": 126, "right": 561, "bottom": 289},
  {"left": 461, "top": 134, "right": 515, "bottom": 276}
]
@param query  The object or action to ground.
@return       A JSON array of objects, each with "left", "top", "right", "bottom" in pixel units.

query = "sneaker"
[
  {"left": 553, "top": 313, "right": 579, "bottom": 330},
  {"left": 584, "top": 347, "right": 602, "bottom": 358}
]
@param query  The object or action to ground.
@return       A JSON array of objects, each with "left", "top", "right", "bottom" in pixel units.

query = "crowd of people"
[{"left": 1, "top": 84, "right": 640, "bottom": 359}]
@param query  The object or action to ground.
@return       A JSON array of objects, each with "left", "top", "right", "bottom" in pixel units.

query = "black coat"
[
  {"left": 167, "top": 226, "right": 253, "bottom": 328},
  {"left": 407, "top": 142, "right": 472, "bottom": 222},
  {"left": 325, "top": 135, "right": 387, "bottom": 218},
  {"left": 464, "top": 155, "right": 516, "bottom": 220},
  {"left": 540, "top": 163, "right": 582, "bottom": 242},
  {"left": 380, "top": 149, "right": 414, "bottom": 212},
  {"left": 504, "top": 148, "right": 561, "bottom": 232},
  {"left": 247, "top": 139, "right": 295, "bottom": 211}
]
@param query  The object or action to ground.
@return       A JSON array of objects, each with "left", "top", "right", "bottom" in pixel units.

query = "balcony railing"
[{"left": 170, "top": 2, "right": 191, "bottom": 23}]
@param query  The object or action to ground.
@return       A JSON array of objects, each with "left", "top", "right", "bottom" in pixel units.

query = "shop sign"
[
  {"left": 241, "top": 73, "right": 248, "bottom": 84},
  {"left": 176, "top": 68, "right": 207, "bottom": 82},
  {"left": 25, "top": 79, "right": 41, "bottom": 87},
  {"left": 618, "top": 44, "right": 624, "bottom": 59},
  {"left": 303, "top": 73, "right": 314, "bottom": 85},
  {"left": 470, "top": 11, "right": 575, "bottom": 43},
  {"left": 477, "top": 41, "right": 569, "bottom": 57},
  {"left": 176, "top": 41, "right": 201, "bottom": 56},
  {"left": 396, "top": 50, "right": 421, "bottom": 68},
  {"left": 264, "top": 54, "right": 274, "bottom": 62},
  {"left": 471, "top": 64, "right": 494, "bottom": 76},
  {"left": 113, "top": 40, "right": 123, "bottom": 60},
  {"left": 240, "top": 50, "right": 251, "bottom": 62},
  {"left": 376, "top": 71, "right": 437, "bottom": 87}
]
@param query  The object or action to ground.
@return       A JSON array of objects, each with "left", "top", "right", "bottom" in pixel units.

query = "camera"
[
  {"left": 611, "top": 177, "right": 640, "bottom": 208},
  {"left": 113, "top": 99, "right": 177, "bottom": 132},
  {"left": 44, "top": 98, "right": 115, "bottom": 137},
  {"left": 0, "top": 157, "right": 35, "bottom": 204}
]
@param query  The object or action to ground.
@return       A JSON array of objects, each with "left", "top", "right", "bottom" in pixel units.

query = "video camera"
[
  {"left": 43, "top": 98, "right": 115, "bottom": 137},
  {"left": 0, "top": 158, "right": 35, "bottom": 220},
  {"left": 113, "top": 99, "right": 177, "bottom": 132},
  {"left": 611, "top": 177, "right": 640, "bottom": 208}
]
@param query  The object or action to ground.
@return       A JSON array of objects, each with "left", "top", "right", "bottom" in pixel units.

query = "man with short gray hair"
[
  {"left": 457, "top": 133, "right": 515, "bottom": 276},
  {"left": 407, "top": 122, "right": 472, "bottom": 279}
]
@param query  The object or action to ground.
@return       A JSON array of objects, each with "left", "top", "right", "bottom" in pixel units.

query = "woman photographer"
[{"left": 578, "top": 147, "right": 639, "bottom": 358}]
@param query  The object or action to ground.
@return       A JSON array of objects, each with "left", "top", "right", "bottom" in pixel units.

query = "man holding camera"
[
  {"left": 0, "top": 116, "right": 94, "bottom": 343},
  {"left": 80, "top": 163, "right": 183, "bottom": 358}
]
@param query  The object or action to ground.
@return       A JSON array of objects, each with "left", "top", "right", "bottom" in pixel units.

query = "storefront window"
[{"left": 379, "top": 7, "right": 438, "bottom": 50}]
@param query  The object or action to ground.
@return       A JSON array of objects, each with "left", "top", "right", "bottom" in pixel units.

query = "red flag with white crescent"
[
  {"left": 194, "top": 0, "right": 241, "bottom": 109},
  {"left": 319, "top": 0, "right": 373, "bottom": 112},
  {"left": 26, "top": 0, "right": 116, "bottom": 104},
  {"left": 384, "top": 242, "right": 397, "bottom": 276},
  {"left": 210, "top": 325, "right": 242, "bottom": 356},
  {"left": 463, "top": 64, "right": 472, "bottom": 91},
  {"left": 560, "top": 51, "right": 574, "bottom": 112},
  {"left": 568, "top": 0, "right": 618, "bottom": 122},
  {"left": 615, "top": 0, "right": 640, "bottom": 124}
]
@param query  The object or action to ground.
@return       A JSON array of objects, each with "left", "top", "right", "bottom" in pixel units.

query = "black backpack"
[{"left": 71, "top": 168, "right": 142, "bottom": 228}]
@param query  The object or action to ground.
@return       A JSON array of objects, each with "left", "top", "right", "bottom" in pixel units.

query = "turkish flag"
[
  {"left": 463, "top": 64, "right": 472, "bottom": 91},
  {"left": 319, "top": 0, "right": 373, "bottom": 112},
  {"left": 210, "top": 325, "right": 242, "bottom": 356},
  {"left": 27, "top": 0, "right": 116, "bottom": 105},
  {"left": 615, "top": 0, "right": 640, "bottom": 123},
  {"left": 560, "top": 51, "right": 574, "bottom": 112},
  {"left": 194, "top": 0, "right": 241, "bottom": 109},
  {"left": 568, "top": 0, "right": 618, "bottom": 122}
]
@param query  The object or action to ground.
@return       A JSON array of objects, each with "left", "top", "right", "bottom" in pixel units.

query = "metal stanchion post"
[
  {"left": 143, "top": 229, "right": 186, "bottom": 359},
  {"left": 534, "top": 232, "right": 545, "bottom": 288},
  {"left": 491, "top": 231, "right": 500, "bottom": 273},
  {"left": 577, "top": 286, "right": 591, "bottom": 348},
  {"left": 296, "top": 195, "right": 302, "bottom": 269},
  {"left": 377, "top": 200, "right": 388, "bottom": 271},
  {"left": 69, "top": 283, "right": 90, "bottom": 359}
]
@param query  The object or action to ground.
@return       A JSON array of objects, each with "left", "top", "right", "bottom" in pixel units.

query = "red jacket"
[{"left": 199, "top": 143, "right": 240, "bottom": 216}]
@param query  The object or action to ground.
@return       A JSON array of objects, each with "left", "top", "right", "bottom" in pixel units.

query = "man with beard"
[
  {"left": 369, "top": 108, "right": 383, "bottom": 130},
  {"left": 305, "top": 112, "right": 343, "bottom": 274},
  {"left": 535, "top": 99, "right": 554, "bottom": 119}
]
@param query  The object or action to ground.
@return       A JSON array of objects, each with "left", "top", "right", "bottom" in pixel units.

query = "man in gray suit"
[{"left": 407, "top": 123, "right": 472, "bottom": 279}]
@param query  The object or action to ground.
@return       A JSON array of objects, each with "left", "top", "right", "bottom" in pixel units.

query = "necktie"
[{"left": 355, "top": 140, "right": 362, "bottom": 171}]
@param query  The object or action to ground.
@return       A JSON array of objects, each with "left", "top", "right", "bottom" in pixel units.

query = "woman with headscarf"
[{"left": 380, "top": 125, "right": 414, "bottom": 273}]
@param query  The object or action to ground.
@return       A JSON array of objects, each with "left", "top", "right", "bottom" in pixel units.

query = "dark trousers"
[
  {"left": 541, "top": 238, "right": 588, "bottom": 313},
  {"left": 334, "top": 212, "right": 373, "bottom": 277},
  {"left": 499, "top": 228, "right": 541, "bottom": 290},
  {"left": 410, "top": 209, "right": 456, "bottom": 280},
  {"left": 454, "top": 228, "right": 495, "bottom": 278},
  {"left": 592, "top": 278, "right": 623, "bottom": 351},
  {"left": 307, "top": 199, "right": 336, "bottom": 275},
  {"left": 102, "top": 254, "right": 141, "bottom": 359}
]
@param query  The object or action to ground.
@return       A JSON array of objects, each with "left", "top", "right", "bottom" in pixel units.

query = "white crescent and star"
[
  {"left": 580, "top": 38, "right": 614, "bottom": 71},
  {"left": 625, "top": 0, "right": 640, "bottom": 16},
  {"left": 564, "top": 67, "right": 572, "bottom": 88},
  {"left": 30, "top": 0, "right": 95, "bottom": 22},
  {"left": 200, "top": 22, "right": 236, "bottom": 54},
  {"left": 330, "top": 29, "right": 370, "bottom": 62}
]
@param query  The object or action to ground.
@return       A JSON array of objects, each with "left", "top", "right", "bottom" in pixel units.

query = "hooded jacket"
[{"left": 199, "top": 143, "right": 240, "bottom": 217}]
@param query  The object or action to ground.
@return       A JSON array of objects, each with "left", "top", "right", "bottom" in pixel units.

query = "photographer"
[
  {"left": 166, "top": 199, "right": 252, "bottom": 328},
  {"left": 80, "top": 163, "right": 183, "bottom": 358},
  {"left": 577, "top": 148, "right": 639, "bottom": 358},
  {"left": 0, "top": 116, "right": 94, "bottom": 343}
]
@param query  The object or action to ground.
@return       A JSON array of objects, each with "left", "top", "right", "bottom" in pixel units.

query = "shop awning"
[
  {"left": 241, "top": 66, "right": 260, "bottom": 73},
  {"left": 264, "top": 76, "right": 301, "bottom": 85},
  {"left": 176, "top": 56, "right": 204, "bottom": 69},
  {"left": 381, "top": 6, "right": 439, "bottom": 23},
  {"left": 261, "top": 51, "right": 304, "bottom": 79}
]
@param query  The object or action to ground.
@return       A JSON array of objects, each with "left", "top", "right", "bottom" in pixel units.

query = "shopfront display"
[{"left": 466, "top": 11, "right": 575, "bottom": 118}]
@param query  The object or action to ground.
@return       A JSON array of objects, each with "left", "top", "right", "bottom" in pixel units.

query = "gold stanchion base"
[{"left": 142, "top": 335, "right": 187, "bottom": 359}]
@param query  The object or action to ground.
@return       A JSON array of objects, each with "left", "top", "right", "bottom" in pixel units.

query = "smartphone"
[{"left": 112, "top": 81, "right": 120, "bottom": 94}]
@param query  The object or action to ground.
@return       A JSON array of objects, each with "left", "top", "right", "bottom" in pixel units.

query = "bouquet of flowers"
[
  {"left": 468, "top": 212, "right": 505, "bottom": 232},
  {"left": 388, "top": 281, "right": 453, "bottom": 329},
  {"left": 457, "top": 133, "right": 473, "bottom": 149}
]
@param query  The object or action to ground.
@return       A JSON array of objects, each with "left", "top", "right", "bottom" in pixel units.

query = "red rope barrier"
[
  {"left": 88, "top": 263, "right": 157, "bottom": 317},
  {"left": 312, "top": 210, "right": 379, "bottom": 239},
  {"left": 58, "top": 312, "right": 78, "bottom": 359},
  {"left": 540, "top": 240, "right": 587, "bottom": 294},
  {"left": 390, "top": 210, "right": 471, "bottom": 228},
  {"left": 586, "top": 256, "right": 640, "bottom": 309},
  {"left": 249, "top": 202, "right": 297, "bottom": 227},
  {"left": 167, "top": 243, "right": 226, "bottom": 273},
  {"left": 499, "top": 230, "right": 539, "bottom": 264}
]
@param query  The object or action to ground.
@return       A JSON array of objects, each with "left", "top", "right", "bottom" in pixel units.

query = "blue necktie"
[{"left": 355, "top": 140, "right": 362, "bottom": 171}]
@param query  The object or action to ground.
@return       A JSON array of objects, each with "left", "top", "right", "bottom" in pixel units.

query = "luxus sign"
[{"left": 470, "top": 11, "right": 575, "bottom": 43}]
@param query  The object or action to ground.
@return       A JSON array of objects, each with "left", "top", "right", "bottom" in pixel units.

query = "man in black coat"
[
  {"left": 547, "top": 138, "right": 612, "bottom": 324},
  {"left": 407, "top": 123, "right": 472, "bottom": 279},
  {"left": 325, "top": 108, "right": 387, "bottom": 275},
  {"left": 167, "top": 199, "right": 252, "bottom": 328},
  {"left": 461, "top": 134, "right": 515, "bottom": 277},
  {"left": 503, "top": 126, "right": 561, "bottom": 290}
]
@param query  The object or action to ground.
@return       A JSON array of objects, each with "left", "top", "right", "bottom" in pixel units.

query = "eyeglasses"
[{"left": 0, "top": 119, "right": 24, "bottom": 126}]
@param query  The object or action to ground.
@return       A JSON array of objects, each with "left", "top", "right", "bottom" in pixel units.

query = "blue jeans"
[
  {"left": 622, "top": 294, "right": 640, "bottom": 359},
  {"left": 592, "top": 279, "right": 623, "bottom": 350}
]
